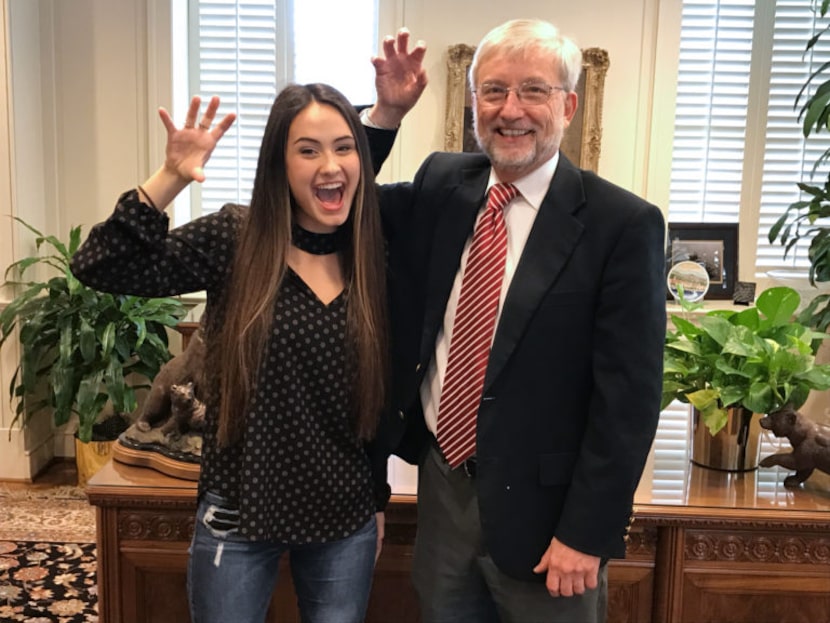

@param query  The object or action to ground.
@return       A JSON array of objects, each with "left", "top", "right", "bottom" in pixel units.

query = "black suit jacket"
[{"left": 376, "top": 149, "right": 666, "bottom": 581}]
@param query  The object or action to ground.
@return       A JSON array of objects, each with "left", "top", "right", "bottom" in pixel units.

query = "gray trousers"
[{"left": 411, "top": 443, "right": 607, "bottom": 623}]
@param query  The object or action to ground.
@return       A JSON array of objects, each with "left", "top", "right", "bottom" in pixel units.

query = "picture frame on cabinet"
[{"left": 666, "top": 222, "right": 739, "bottom": 300}]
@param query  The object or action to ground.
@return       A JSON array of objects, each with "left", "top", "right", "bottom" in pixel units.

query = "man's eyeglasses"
[{"left": 473, "top": 82, "right": 567, "bottom": 106}]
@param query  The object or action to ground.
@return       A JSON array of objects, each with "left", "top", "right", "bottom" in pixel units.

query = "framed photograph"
[
  {"left": 444, "top": 45, "right": 610, "bottom": 172},
  {"left": 666, "top": 223, "right": 739, "bottom": 300}
]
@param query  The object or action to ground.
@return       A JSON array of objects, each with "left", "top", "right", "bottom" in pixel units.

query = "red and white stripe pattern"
[{"left": 436, "top": 183, "right": 518, "bottom": 467}]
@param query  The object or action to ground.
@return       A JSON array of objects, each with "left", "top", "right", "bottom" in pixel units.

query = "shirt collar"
[{"left": 487, "top": 151, "right": 559, "bottom": 211}]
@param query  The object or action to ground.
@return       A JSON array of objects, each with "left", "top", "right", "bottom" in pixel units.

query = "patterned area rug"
[
  {"left": 0, "top": 487, "right": 95, "bottom": 544},
  {"left": 0, "top": 486, "right": 98, "bottom": 621},
  {"left": 0, "top": 541, "right": 97, "bottom": 622}
]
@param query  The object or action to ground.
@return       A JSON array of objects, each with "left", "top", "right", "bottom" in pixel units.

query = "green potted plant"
[
  {"left": 768, "top": 1, "right": 830, "bottom": 331},
  {"left": 662, "top": 286, "right": 830, "bottom": 469},
  {"left": 0, "top": 218, "right": 185, "bottom": 481}
]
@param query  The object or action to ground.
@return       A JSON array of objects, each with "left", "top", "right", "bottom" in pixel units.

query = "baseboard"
[
  {"left": 0, "top": 427, "right": 55, "bottom": 481},
  {"left": 54, "top": 427, "right": 77, "bottom": 458}
]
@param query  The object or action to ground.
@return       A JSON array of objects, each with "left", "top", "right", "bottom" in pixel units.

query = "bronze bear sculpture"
[
  {"left": 158, "top": 381, "right": 206, "bottom": 438},
  {"left": 758, "top": 407, "right": 830, "bottom": 488},
  {"left": 135, "top": 327, "right": 206, "bottom": 437}
]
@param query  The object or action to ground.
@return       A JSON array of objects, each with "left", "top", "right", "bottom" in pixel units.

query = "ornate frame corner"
[{"left": 444, "top": 44, "right": 476, "bottom": 154}]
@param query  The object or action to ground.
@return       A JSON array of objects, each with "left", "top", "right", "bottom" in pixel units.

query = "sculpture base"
[{"left": 113, "top": 436, "right": 201, "bottom": 481}]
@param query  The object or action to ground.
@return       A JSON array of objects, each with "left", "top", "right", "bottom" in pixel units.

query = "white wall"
[
  {"left": 52, "top": 0, "right": 152, "bottom": 231},
  {"left": 0, "top": 0, "right": 57, "bottom": 479},
  {"left": 0, "top": 0, "right": 681, "bottom": 479}
]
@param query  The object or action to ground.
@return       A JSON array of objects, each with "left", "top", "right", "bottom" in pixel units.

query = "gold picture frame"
[{"left": 444, "top": 45, "right": 610, "bottom": 173}]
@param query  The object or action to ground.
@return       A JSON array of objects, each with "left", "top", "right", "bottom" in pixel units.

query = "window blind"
[
  {"left": 192, "top": 0, "right": 279, "bottom": 216},
  {"left": 755, "top": 0, "right": 830, "bottom": 275},
  {"left": 669, "top": 0, "right": 830, "bottom": 276},
  {"left": 668, "top": 0, "right": 755, "bottom": 224}
]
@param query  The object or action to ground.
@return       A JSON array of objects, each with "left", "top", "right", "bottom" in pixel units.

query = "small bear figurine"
[
  {"left": 157, "top": 381, "right": 206, "bottom": 439},
  {"left": 136, "top": 327, "right": 206, "bottom": 434},
  {"left": 758, "top": 407, "right": 830, "bottom": 487}
]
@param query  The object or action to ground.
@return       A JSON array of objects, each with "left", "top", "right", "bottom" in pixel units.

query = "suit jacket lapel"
[
  {"left": 484, "top": 157, "right": 586, "bottom": 389},
  {"left": 419, "top": 166, "right": 490, "bottom": 363}
]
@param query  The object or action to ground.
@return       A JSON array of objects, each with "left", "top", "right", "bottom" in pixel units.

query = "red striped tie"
[{"left": 436, "top": 183, "right": 518, "bottom": 467}]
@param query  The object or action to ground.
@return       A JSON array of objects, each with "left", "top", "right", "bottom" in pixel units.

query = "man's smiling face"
[{"left": 472, "top": 47, "right": 578, "bottom": 182}]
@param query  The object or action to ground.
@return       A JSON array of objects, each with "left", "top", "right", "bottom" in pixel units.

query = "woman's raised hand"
[
  {"left": 158, "top": 95, "right": 237, "bottom": 183},
  {"left": 369, "top": 28, "right": 428, "bottom": 128}
]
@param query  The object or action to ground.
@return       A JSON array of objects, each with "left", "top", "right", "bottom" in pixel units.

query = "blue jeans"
[{"left": 188, "top": 490, "right": 377, "bottom": 623}]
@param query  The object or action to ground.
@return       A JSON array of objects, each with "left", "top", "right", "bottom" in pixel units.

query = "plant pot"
[
  {"left": 74, "top": 414, "right": 131, "bottom": 487},
  {"left": 690, "top": 406, "right": 762, "bottom": 472},
  {"left": 75, "top": 438, "right": 115, "bottom": 487}
]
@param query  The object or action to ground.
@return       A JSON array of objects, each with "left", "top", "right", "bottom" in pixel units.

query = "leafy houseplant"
[
  {"left": 0, "top": 218, "right": 185, "bottom": 442},
  {"left": 769, "top": 1, "right": 830, "bottom": 331},
  {"left": 662, "top": 286, "right": 830, "bottom": 435}
]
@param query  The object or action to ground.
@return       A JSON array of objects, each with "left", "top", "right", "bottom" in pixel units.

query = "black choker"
[{"left": 291, "top": 223, "right": 344, "bottom": 255}]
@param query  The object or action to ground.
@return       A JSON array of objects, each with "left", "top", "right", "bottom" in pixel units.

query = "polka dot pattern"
[{"left": 71, "top": 190, "right": 376, "bottom": 543}]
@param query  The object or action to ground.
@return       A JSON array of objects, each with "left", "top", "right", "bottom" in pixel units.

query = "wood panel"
[
  {"left": 119, "top": 547, "right": 190, "bottom": 622},
  {"left": 607, "top": 564, "right": 654, "bottom": 623},
  {"left": 680, "top": 570, "right": 830, "bottom": 623},
  {"left": 367, "top": 543, "right": 421, "bottom": 623},
  {"left": 607, "top": 525, "right": 658, "bottom": 623},
  {"left": 678, "top": 527, "right": 830, "bottom": 623},
  {"left": 269, "top": 560, "right": 301, "bottom": 622}
]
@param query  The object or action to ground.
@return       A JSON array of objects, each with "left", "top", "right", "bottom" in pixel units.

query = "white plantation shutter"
[
  {"left": 186, "top": 0, "right": 378, "bottom": 217},
  {"left": 669, "top": 0, "right": 830, "bottom": 275},
  {"left": 649, "top": 397, "right": 693, "bottom": 502},
  {"left": 192, "top": 1, "right": 280, "bottom": 216},
  {"left": 755, "top": 0, "right": 830, "bottom": 274},
  {"left": 668, "top": 0, "right": 755, "bottom": 224}
]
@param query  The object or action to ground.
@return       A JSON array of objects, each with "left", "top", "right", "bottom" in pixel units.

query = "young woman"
[
  {"left": 72, "top": 27, "right": 426, "bottom": 621},
  {"left": 70, "top": 80, "right": 420, "bottom": 622}
]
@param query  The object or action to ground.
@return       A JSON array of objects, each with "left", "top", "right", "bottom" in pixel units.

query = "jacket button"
[
  {"left": 398, "top": 410, "right": 405, "bottom": 420},
  {"left": 415, "top": 363, "right": 421, "bottom": 372}
]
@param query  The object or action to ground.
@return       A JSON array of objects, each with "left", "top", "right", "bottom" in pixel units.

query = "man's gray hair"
[{"left": 469, "top": 19, "right": 583, "bottom": 93}]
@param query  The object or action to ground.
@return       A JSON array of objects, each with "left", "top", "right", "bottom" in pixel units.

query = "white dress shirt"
[{"left": 419, "top": 153, "right": 561, "bottom": 435}]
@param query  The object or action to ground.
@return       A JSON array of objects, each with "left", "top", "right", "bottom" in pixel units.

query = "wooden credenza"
[
  {"left": 87, "top": 455, "right": 830, "bottom": 623},
  {"left": 609, "top": 461, "right": 830, "bottom": 622},
  {"left": 86, "top": 460, "right": 419, "bottom": 623}
]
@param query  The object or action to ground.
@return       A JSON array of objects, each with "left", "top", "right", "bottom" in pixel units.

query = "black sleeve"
[
  {"left": 365, "top": 438, "right": 392, "bottom": 512},
  {"left": 70, "top": 189, "right": 241, "bottom": 298},
  {"left": 365, "top": 125, "right": 398, "bottom": 175},
  {"left": 354, "top": 104, "right": 398, "bottom": 175}
]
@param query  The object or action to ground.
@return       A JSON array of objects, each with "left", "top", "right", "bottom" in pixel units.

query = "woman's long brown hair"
[{"left": 210, "top": 84, "right": 388, "bottom": 446}]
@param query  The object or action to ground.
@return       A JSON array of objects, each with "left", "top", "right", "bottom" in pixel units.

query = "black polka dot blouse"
[{"left": 71, "top": 190, "right": 381, "bottom": 544}]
